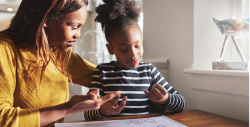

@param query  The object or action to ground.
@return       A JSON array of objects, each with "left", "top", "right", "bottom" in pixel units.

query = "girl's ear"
[{"left": 106, "top": 44, "right": 114, "bottom": 55}]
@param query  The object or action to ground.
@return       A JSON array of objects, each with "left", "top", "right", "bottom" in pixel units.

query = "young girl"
[
  {"left": 84, "top": 0, "right": 185, "bottom": 120},
  {"left": 0, "top": 0, "right": 122, "bottom": 126}
]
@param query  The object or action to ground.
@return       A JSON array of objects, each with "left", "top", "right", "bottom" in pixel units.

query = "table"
[{"left": 66, "top": 109, "right": 249, "bottom": 127}]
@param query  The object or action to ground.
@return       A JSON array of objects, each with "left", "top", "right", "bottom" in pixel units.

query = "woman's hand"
[
  {"left": 99, "top": 95, "right": 127, "bottom": 116},
  {"left": 143, "top": 84, "right": 169, "bottom": 105},
  {"left": 66, "top": 89, "right": 123, "bottom": 116},
  {"left": 40, "top": 89, "right": 122, "bottom": 126}
]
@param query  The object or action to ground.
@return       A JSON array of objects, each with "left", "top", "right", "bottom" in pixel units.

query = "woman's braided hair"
[{"left": 0, "top": 0, "right": 88, "bottom": 85}]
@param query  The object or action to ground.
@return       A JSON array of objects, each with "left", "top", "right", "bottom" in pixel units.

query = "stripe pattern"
[{"left": 84, "top": 62, "right": 185, "bottom": 120}]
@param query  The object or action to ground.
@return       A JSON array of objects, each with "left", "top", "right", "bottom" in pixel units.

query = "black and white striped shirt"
[{"left": 84, "top": 62, "right": 185, "bottom": 120}]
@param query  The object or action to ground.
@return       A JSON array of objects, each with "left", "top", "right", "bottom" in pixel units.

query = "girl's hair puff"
[{"left": 95, "top": 0, "right": 141, "bottom": 43}]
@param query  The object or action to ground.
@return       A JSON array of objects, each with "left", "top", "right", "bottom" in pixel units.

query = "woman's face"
[
  {"left": 107, "top": 27, "right": 143, "bottom": 68},
  {"left": 45, "top": 6, "right": 87, "bottom": 53}
]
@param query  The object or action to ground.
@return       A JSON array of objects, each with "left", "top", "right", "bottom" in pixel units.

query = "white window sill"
[
  {"left": 183, "top": 68, "right": 249, "bottom": 78},
  {"left": 183, "top": 68, "right": 249, "bottom": 97}
]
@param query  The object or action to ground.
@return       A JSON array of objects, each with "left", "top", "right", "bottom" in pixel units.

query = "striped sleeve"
[
  {"left": 84, "top": 65, "right": 107, "bottom": 120},
  {"left": 149, "top": 64, "right": 185, "bottom": 112},
  {"left": 87, "top": 65, "right": 105, "bottom": 95}
]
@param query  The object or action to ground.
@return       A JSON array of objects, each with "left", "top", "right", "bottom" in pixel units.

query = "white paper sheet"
[{"left": 55, "top": 116, "right": 187, "bottom": 127}]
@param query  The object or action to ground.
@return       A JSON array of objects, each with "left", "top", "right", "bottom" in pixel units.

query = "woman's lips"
[
  {"left": 67, "top": 40, "right": 76, "bottom": 47},
  {"left": 67, "top": 42, "right": 73, "bottom": 47}
]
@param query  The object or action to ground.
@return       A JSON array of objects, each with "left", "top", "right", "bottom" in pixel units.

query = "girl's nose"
[{"left": 129, "top": 47, "right": 137, "bottom": 58}]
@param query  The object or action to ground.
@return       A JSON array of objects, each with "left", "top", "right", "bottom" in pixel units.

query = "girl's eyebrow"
[
  {"left": 118, "top": 39, "right": 142, "bottom": 46},
  {"left": 133, "top": 39, "right": 142, "bottom": 44},
  {"left": 118, "top": 44, "right": 128, "bottom": 46},
  {"left": 67, "top": 22, "right": 82, "bottom": 26}
]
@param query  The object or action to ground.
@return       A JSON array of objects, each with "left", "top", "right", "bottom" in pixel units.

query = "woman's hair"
[
  {"left": 0, "top": 0, "right": 88, "bottom": 84},
  {"left": 95, "top": 0, "right": 141, "bottom": 43}
]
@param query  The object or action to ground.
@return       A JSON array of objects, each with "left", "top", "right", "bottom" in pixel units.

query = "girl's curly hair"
[{"left": 95, "top": 0, "right": 141, "bottom": 43}]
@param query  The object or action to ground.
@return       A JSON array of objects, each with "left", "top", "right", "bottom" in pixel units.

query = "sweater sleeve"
[
  {"left": 67, "top": 52, "right": 96, "bottom": 88},
  {"left": 0, "top": 40, "right": 40, "bottom": 127},
  {"left": 84, "top": 65, "right": 108, "bottom": 120},
  {"left": 149, "top": 64, "right": 185, "bottom": 112}
]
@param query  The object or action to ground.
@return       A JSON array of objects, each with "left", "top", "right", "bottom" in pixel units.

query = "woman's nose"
[
  {"left": 73, "top": 34, "right": 79, "bottom": 39},
  {"left": 73, "top": 30, "right": 81, "bottom": 39}
]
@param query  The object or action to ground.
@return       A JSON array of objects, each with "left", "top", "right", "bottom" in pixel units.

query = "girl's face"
[
  {"left": 45, "top": 6, "right": 87, "bottom": 53},
  {"left": 107, "top": 27, "right": 143, "bottom": 68}
]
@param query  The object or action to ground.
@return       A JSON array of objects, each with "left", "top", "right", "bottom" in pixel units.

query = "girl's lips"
[
  {"left": 130, "top": 59, "right": 139, "bottom": 64},
  {"left": 132, "top": 60, "right": 138, "bottom": 64}
]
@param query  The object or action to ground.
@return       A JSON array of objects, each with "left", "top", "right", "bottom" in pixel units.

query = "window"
[{"left": 193, "top": 0, "right": 249, "bottom": 69}]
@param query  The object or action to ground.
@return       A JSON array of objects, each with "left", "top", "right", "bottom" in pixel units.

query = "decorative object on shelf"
[{"left": 212, "top": 17, "right": 249, "bottom": 70}]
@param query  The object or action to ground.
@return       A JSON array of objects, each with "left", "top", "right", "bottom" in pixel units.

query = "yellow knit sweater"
[{"left": 0, "top": 37, "right": 96, "bottom": 127}]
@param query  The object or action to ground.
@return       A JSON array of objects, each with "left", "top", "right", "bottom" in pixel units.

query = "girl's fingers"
[
  {"left": 155, "top": 84, "right": 167, "bottom": 95},
  {"left": 114, "top": 102, "right": 118, "bottom": 108},
  {"left": 113, "top": 95, "right": 121, "bottom": 107},
  {"left": 151, "top": 87, "right": 164, "bottom": 100},
  {"left": 99, "top": 91, "right": 122, "bottom": 105},
  {"left": 96, "top": 89, "right": 100, "bottom": 97},
  {"left": 143, "top": 89, "right": 158, "bottom": 102},
  {"left": 143, "top": 89, "right": 149, "bottom": 96},
  {"left": 88, "top": 89, "right": 100, "bottom": 97},
  {"left": 112, "top": 96, "right": 127, "bottom": 115},
  {"left": 109, "top": 95, "right": 120, "bottom": 106},
  {"left": 149, "top": 92, "right": 159, "bottom": 102}
]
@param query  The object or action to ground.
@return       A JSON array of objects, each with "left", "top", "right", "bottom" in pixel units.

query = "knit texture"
[{"left": 0, "top": 36, "right": 96, "bottom": 127}]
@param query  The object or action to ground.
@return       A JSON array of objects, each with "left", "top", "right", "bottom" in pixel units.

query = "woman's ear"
[
  {"left": 106, "top": 44, "right": 114, "bottom": 55},
  {"left": 44, "top": 23, "right": 48, "bottom": 27},
  {"left": 44, "top": 21, "right": 49, "bottom": 27}
]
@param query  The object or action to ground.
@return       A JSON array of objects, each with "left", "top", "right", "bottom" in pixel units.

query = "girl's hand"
[
  {"left": 66, "top": 89, "right": 122, "bottom": 116},
  {"left": 143, "top": 84, "right": 169, "bottom": 105},
  {"left": 100, "top": 95, "right": 127, "bottom": 116}
]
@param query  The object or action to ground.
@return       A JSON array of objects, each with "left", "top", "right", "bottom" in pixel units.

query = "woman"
[{"left": 0, "top": 0, "right": 124, "bottom": 126}]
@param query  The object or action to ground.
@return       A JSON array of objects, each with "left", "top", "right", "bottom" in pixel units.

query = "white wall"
[
  {"left": 143, "top": 0, "right": 194, "bottom": 109},
  {"left": 143, "top": 0, "right": 249, "bottom": 122},
  {"left": 186, "top": 73, "right": 249, "bottom": 121}
]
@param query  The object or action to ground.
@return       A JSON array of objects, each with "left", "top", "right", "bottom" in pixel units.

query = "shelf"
[{"left": 183, "top": 68, "right": 249, "bottom": 77}]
